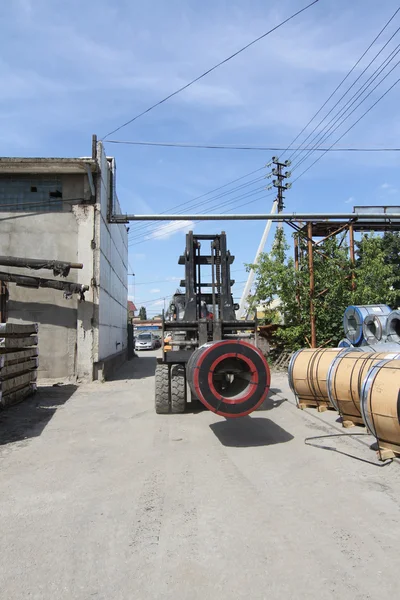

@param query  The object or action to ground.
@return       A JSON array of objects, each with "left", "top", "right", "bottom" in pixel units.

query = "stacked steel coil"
[
  {"left": 288, "top": 341, "right": 400, "bottom": 460},
  {"left": 343, "top": 305, "right": 392, "bottom": 346},
  {"left": 360, "top": 358, "right": 400, "bottom": 459}
]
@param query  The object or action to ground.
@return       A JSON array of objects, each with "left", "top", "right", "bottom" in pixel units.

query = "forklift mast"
[
  {"left": 161, "top": 231, "right": 256, "bottom": 362},
  {"left": 179, "top": 231, "right": 236, "bottom": 323}
]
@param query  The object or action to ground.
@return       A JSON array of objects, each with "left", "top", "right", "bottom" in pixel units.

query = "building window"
[{"left": 0, "top": 176, "right": 63, "bottom": 212}]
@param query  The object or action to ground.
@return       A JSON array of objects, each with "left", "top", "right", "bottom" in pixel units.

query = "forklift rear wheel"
[
  {"left": 171, "top": 364, "right": 187, "bottom": 414},
  {"left": 155, "top": 364, "right": 170, "bottom": 414}
]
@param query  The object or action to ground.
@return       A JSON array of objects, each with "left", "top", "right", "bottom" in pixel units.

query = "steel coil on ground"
[
  {"left": 288, "top": 347, "right": 360, "bottom": 409},
  {"left": 327, "top": 350, "right": 400, "bottom": 425},
  {"left": 361, "top": 358, "right": 400, "bottom": 459},
  {"left": 386, "top": 310, "right": 400, "bottom": 343},
  {"left": 343, "top": 305, "right": 391, "bottom": 346},
  {"left": 187, "top": 340, "right": 270, "bottom": 418}
]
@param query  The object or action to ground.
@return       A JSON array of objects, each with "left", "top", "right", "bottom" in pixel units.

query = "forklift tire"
[
  {"left": 155, "top": 364, "right": 170, "bottom": 414},
  {"left": 171, "top": 364, "right": 187, "bottom": 414}
]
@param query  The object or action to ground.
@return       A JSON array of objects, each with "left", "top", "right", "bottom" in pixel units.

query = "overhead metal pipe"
[{"left": 111, "top": 212, "right": 400, "bottom": 222}]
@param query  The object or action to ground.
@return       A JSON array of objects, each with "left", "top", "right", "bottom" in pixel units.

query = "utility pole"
[
  {"left": 237, "top": 157, "right": 291, "bottom": 319},
  {"left": 271, "top": 156, "right": 292, "bottom": 213}
]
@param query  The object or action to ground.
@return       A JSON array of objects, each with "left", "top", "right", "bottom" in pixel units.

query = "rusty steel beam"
[
  {"left": 349, "top": 224, "right": 356, "bottom": 291},
  {"left": 307, "top": 222, "right": 317, "bottom": 348},
  {"left": 0, "top": 256, "right": 83, "bottom": 277},
  {"left": 0, "top": 271, "right": 89, "bottom": 299}
]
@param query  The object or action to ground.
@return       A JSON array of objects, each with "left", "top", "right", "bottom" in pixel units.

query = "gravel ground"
[{"left": 1, "top": 349, "right": 400, "bottom": 599}]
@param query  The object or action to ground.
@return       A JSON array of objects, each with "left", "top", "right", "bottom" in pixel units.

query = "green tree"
[
  {"left": 139, "top": 306, "right": 147, "bottom": 321},
  {"left": 381, "top": 231, "right": 400, "bottom": 308},
  {"left": 353, "top": 233, "right": 399, "bottom": 306},
  {"left": 249, "top": 228, "right": 352, "bottom": 350},
  {"left": 249, "top": 228, "right": 400, "bottom": 352}
]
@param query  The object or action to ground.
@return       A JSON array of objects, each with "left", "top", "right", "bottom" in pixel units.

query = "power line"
[
  {"left": 136, "top": 282, "right": 248, "bottom": 305},
  {"left": 292, "top": 74, "right": 400, "bottom": 183},
  {"left": 278, "top": 5, "right": 400, "bottom": 162},
  {"left": 101, "top": 0, "right": 320, "bottom": 139},
  {"left": 129, "top": 170, "right": 266, "bottom": 238},
  {"left": 131, "top": 268, "right": 246, "bottom": 286},
  {"left": 291, "top": 30, "right": 400, "bottom": 170},
  {"left": 125, "top": 6, "right": 400, "bottom": 245},
  {"left": 128, "top": 184, "right": 267, "bottom": 243},
  {"left": 128, "top": 186, "right": 269, "bottom": 245},
  {"left": 106, "top": 139, "right": 400, "bottom": 152},
  {"left": 128, "top": 191, "right": 275, "bottom": 247},
  {"left": 292, "top": 54, "right": 400, "bottom": 173}
]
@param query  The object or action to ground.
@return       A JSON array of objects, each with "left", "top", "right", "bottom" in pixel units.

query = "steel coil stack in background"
[
  {"left": 361, "top": 342, "right": 400, "bottom": 353},
  {"left": 343, "top": 305, "right": 392, "bottom": 346},
  {"left": 386, "top": 310, "right": 400, "bottom": 344},
  {"left": 338, "top": 338, "right": 353, "bottom": 348},
  {"left": 362, "top": 313, "right": 388, "bottom": 345}
]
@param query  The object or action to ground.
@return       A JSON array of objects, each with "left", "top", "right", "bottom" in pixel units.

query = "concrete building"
[{"left": 0, "top": 142, "right": 128, "bottom": 381}]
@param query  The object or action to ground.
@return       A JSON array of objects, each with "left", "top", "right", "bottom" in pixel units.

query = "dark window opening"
[
  {"left": 30, "top": 186, "right": 37, "bottom": 192},
  {"left": 49, "top": 190, "right": 62, "bottom": 198}
]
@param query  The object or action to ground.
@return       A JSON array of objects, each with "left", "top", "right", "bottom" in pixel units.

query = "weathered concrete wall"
[
  {"left": 0, "top": 153, "right": 126, "bottom": 381},
  {"left": 0, "top": 173, "right": 94, "bottom": 380},
  {"left": 95, "top": 146, "right": 128, "bottom": 368}
]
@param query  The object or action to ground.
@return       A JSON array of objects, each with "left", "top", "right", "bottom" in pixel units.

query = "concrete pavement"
[{"left": 1, "top": 349, "right": 400, "bottom": 599}]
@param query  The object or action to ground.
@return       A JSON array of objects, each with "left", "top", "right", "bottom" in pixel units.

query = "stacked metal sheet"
[{"left": 0, "top": 323, "right": 38, "bottom": 409}]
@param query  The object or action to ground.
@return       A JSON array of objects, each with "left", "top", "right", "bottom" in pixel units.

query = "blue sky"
[{"left": 2, "top": 0, "right": 400, "bottom": 315}]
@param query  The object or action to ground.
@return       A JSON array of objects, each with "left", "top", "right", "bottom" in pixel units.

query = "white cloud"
[
  {"left": 345, "top": 196, "right": 354, "bottom": 204},
  {"left": 380, "top": 183, "right": 398, "bottom": 195},
  {"left": 132, "top": 253, "right": 146, "bottom": 261},
  {"left": 166, "top": 276, "right": 181, "bottom": 281},
  {"left": 149, "top": 220, "right": 195, "bottom": 240},
  {"left": 150, "top": 288, "right": 161, "bottom": 293}
]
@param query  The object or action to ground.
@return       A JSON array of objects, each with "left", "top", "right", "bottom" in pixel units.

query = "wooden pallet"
[
  {"left": 0, "top": 335, "right": 38, "bottom": 349},
  {"left": 298, "top": 400, "right": 333, "bottom": 413},
  {"left": 274, "top": 351, "right": 293, "bottom": 370},
  {"left": 0, "top": 383, "right": 37, "bottom": 409},
  {"left": 339, "top": 414, "right": 365, "bottom": 428},
  {"left": 0, "top": 323, "right": 39, "bottom": 409},
  {"left": 0, "top": 358, "right": 37, "bottom": 378},
  {"left": 0, "top": 323, "right": 38, "bottom": 335},
  {"left": 374, "top": 441, "right": 400, "bottom": 461}
]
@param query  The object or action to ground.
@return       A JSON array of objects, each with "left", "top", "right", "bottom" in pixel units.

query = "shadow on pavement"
[
  {"left": 110, "top": 355, "right": 157, "bottom": 381},
  {"left": 210, "top": 415, "right": 294, "bottom": 448},
  {"left": 0, "top": 384, "right": 77, "bottom": 446},
  {"left": 256, "top": 387, "right": 288, "bottom": 411}
]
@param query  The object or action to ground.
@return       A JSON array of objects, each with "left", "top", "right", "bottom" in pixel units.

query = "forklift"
[{"left": 154, "top": 231, "right": 270, "bottom": 417}]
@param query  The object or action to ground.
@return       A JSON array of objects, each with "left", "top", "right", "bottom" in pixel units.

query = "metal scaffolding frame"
[
  {"left": 287, "top": 210, "right": 400, "bottom": 348},
  {"left": 109, "top": 203, "right": 400, "bottom": 347}
]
